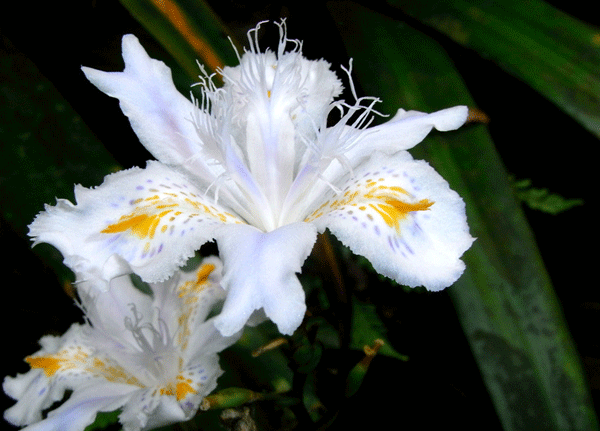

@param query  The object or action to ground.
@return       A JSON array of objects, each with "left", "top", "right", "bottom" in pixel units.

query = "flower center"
[
  {"left": 190, "top": 22, "right": 382, "bottom": 232},
  {"left": 123, "top": 304, "right": 180, "bottom": 386}
]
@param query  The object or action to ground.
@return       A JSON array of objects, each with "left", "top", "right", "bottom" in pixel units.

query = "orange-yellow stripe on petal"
[
  {"left": 102, "top": 213, "right": 154, "bottom": 238},
  {"left": 196, "top": 263, "right": 216, "bottom": 285},
  {"left": 101, "top": 210, "right": 173, "bottom": 239},
  {"left": 176, "top": 380, "right": 197, "bottom": 401},
  {"left": 371, "top": 198, "right": 433, "bottom": 232},
  {"left": 26, "top": 355, "right": 65, "bottom": 377}
]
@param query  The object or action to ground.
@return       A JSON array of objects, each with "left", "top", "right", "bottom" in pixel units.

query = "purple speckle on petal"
[
  {"left": 374, "top": 225, "right": 380, "bottom": 236},
  {"left": 106, "top": 235, "right": 120, "bottom": 245},
  {"left": 136, "top": 185, "right": 144, "bottom": 190},
  {"left": 402, "top": 240, "right": 414, "bottom": 255},
  {"left": 387, "top": 236, "right": 395, "bottom": 250},
  {"left": 158, "top": 244, "right": 163, "bottom": 253}
]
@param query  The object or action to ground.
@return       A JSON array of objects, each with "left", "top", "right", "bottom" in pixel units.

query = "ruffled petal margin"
[
  {"left": 309, "top": 151, "right": 474, "bottom": 290},
  {"left": 29, "top": 160, "right": 244, "bottom": 287}
]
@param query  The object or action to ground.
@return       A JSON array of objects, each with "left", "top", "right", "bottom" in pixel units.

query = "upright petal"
[
  {"left": 81, "top": 35, "right": 203, "bottom": 169},
  {"left": 29, "top": 161, "right": 244, "bottom": 286},
  {"left": 346, "top": 106, "right": 469, "bottom": 162},
  {"left": 214, "top": 222, "right": 318, "bottom": 336},
  {"left": 309, "top": 151, "right": 474, "bottom": 290}
]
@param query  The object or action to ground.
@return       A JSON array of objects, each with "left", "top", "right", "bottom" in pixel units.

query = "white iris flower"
[
  {"left": 4, "top": 258, "right": 239, "bottom": 431},
  {"left": 29, "top": 21, "right": 474, "bottom": 336}
]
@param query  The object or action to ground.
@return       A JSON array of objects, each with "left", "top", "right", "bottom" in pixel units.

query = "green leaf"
[
  {"left": 350, "top": 297, "right": 408, "bottom": 362},
  {"left": 0, "top": 34, "right": 120, "bottom": 286},
  {"left": 330, "top": 3, "right": 597, "bottom": 430},
  {"left": 119, "top": 0, "right": 240, "bottom": 82},
  {"left": 224, "top": 323, "right": 293, "bottom": 395},
  {"left": 83, "top": 410, "right": 121, "bottom": 431},
  {"left": 388, "top": 0, "right": 600, "bottom": 138},
  {"left": 513, "top": 178, "right": 584, "bottom": 214}
]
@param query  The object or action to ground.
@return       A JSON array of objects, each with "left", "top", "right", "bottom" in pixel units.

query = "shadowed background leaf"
[
  {"left": 330, "top": 2, "right": 596, "bottom": 429},
  {"left": 387, "top": 0, "right": 600, "bottom": 139}
]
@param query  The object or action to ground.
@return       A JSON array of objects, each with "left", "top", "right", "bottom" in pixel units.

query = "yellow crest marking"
[{"left": 26, "top": 355, "right": 65, "bottom": 377}]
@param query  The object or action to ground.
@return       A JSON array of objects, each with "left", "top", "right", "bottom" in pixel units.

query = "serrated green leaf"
[{"left": 514, "top": 179, "right": 584, "bottom": 214}]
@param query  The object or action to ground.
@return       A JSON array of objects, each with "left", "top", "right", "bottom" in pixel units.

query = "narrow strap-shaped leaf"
[
  {"left": 330, "top": 3, "right": 598, "bottom": 430},
  {"left": 0, "top": 35, "right": 120, "bottom": 285},
  {"left": 388, "top": 0, "right": 600, "bottom": 138},
  {"left": 119, "top": 0, "right": 240, "bottom": 81}
]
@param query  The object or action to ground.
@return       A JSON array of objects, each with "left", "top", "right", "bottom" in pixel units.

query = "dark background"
[{"left": 1, "top": 1, "right": 596, "bottom": 430}]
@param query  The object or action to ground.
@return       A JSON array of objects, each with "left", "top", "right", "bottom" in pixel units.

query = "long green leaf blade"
[
  {"left": 119, "top": 0, "right": 240, "bottom": 81},
  {"left": 0, "top": 34, "right": 120, "bottom": 285},
  {"left": 388, "top": 0, "right": 600, "bottom": 138},
  {"left": 330, "top": 3, "right": 598, "bottom": 430}
]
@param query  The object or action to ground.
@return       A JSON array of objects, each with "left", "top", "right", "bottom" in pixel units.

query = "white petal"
[
  {"left": 2, "top": 323, "right": 139, "bottom": 430},
  {"left": 21, "top": 383, "right": 136, "bottom": 431},
  {"left": 29, "top": 161, "right": 244, "bottom": 285},
  {"left": 347, "top": 106, "right": 468, "bottom": 161},
  {"left": 119, "top": 389, "right": 187, "bottom": 431},
  {"left": 79, "top": 273, "right": 154, "bottom": 353},
  {"left": 81, "top": 35, "right": 201, "bottom": 169},
  {"left": 309, "top": 151, "right": 474, "bottom": 290},
  {"left": 3, "top": 325, "right": 86, "bottom": 427},
  {"left": 3, "top": 371, "right": 54, "bottom": 426},
  {"left": 152, "top": 257, "right": 225, "bottom": 331},
  {"left": 213, "top": 222, "right": 318, "bottom": 336},
  {"left": 185, "top": 319, "right": 241, "bottom": 364}
]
